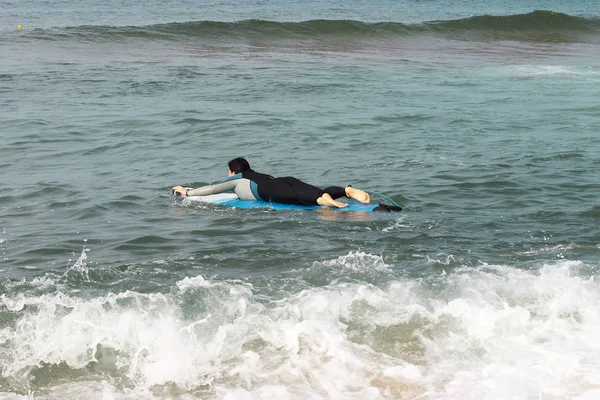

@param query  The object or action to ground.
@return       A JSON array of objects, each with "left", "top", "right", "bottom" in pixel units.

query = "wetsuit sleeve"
[{"left": 187, "top": 180, "right": 238, "bottom": 196}]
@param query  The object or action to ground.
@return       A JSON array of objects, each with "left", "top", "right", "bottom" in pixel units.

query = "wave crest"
[{"left": 19, "top": 11, "right": 600, "bottom": 44}]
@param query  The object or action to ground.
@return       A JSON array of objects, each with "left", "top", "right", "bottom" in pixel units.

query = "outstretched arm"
[{"left": 172, "top": 179, "right": 238, "bottom": 197}]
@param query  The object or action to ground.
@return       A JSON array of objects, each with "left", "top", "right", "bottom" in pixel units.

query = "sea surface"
[{"left": 1, "top": 0, "right": 600, "bottom": 399}]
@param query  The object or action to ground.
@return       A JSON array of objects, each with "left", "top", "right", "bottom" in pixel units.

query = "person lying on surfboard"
[{"left": 172, "top": 157, "right": 370, "bottom": 208}]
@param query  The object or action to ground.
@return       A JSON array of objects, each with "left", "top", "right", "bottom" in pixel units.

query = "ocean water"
[{"left": 1, "top": 0, "right": 600, "bottom": 398}]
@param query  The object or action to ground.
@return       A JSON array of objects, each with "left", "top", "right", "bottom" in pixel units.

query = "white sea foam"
[
  {"left": 515, "top": 243, "right": 574, "bottom": 256},
  {"left": 64, "top": 247, "right": 90, "bottom": 281},
  {"left": 1, "top": 255, "right": 600, "bottom": 399},
  {"left": 426, "top": 254, "right": 455, "bottom": 265},
  {"left": 381, "top": 216, "right": 409, "bottom": 233},
  {"left": 301, "top": 252, "right": 392, "bottom": 285},
  {"left": 317, "top": 251, "right": 390, "bottom": 273},
  {"left": 514, "top": 65, "right": 600, "bottom": 77},
  {"left": 176, "top": 274, "right": 212, "bottom": 290}
]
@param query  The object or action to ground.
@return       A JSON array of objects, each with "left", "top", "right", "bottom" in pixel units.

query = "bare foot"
[
  {"left": 317, "top": 193, "right": 348, "bottom": 208},
  {"left": 345, "top": 187, "right": 370, "bottom": 203}
]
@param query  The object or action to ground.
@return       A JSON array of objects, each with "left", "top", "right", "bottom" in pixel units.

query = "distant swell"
[
  {"left": 430, "top": 10, "right": 600, "bottom": 32},
  {"left": 21, "top": 11, "right": 600, "bottom": 43}
]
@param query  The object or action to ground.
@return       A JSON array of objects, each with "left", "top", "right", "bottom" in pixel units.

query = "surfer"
[{"left": 172, "top": 157, "right": 370, "bottom": 208}]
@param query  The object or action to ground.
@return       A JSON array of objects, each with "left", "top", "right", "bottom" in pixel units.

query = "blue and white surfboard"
[{"left": 182, "top": 192, "right": 401, "bottom": 212}]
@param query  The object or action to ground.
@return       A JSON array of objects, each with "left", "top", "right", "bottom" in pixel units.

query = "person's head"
[{"left": 228, "top": 157, "right": 252, "bottom": 176}]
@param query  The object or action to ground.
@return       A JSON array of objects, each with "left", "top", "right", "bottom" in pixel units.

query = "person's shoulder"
[{"left": 217, "top": 173, "right": 243, "bottom": 184}]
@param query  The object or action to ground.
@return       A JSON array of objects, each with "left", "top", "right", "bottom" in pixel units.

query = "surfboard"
[{"left": 180, "top": 192, "right": 401, "bottom": 212}]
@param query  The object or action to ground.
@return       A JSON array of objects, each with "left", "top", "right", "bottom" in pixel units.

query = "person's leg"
[
  {"left": 280, "top": 178, "right": 369, "bottom": 206},
  {"left": 344, "top": 186, "right": 370, "bottom": 203},
  {"left": 322, "top": 186, "right": 346, "bottom": 199},
  {"left": 316, "top": 192, "right": 347, "bottom": 208},
  {"left": 282, "top": 178, "right": 349, "bottom": 207},
  {"left": 259, "top": 178, "right": 347, "bottom": 207},
  {"left": 321, "top": 185, "right": 370, "bottom": 203}
]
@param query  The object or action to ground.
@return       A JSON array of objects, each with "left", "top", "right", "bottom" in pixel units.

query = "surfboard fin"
[{"left": 373, "top": 203, "right": 402, "bottom": 212}]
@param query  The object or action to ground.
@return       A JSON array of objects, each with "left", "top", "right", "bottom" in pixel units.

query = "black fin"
[{"left": 373, "top": 202, "right": 402, "bottom": 212}]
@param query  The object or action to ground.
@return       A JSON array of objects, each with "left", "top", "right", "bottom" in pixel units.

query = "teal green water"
[{"left": 1, "top": 2, "right": 600, "bottom": 399}]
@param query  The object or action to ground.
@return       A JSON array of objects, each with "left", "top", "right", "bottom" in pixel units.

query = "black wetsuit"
[
  {"left": 258, "top": 175, "right": 347, "bottom": 206},
  {"left": 187, "top": 170, "right": 347, "bottom": 206}
]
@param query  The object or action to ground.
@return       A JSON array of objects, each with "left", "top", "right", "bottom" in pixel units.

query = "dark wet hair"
[{"left": 228, "top": 157, "right": 252, "bottom": 174}]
